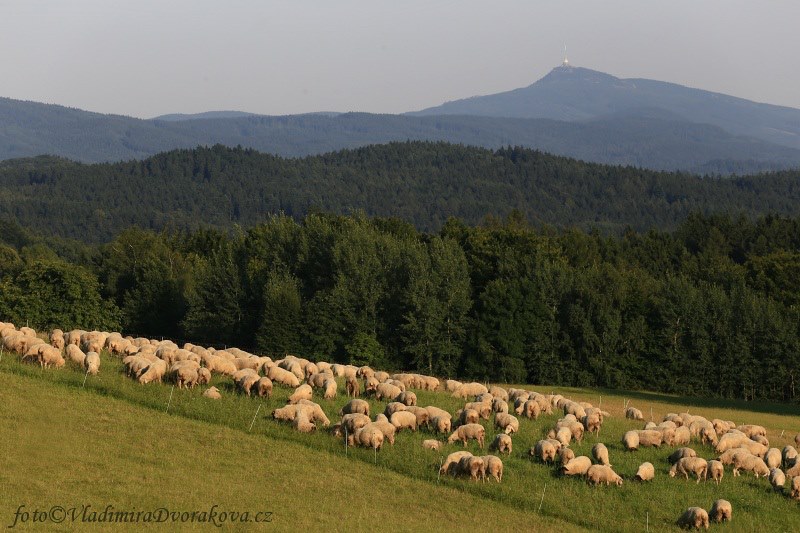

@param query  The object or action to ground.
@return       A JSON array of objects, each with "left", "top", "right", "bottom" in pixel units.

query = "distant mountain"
[
  {"left": 412, "top": 65, "right": 800, "bottom": 151},
  {"left": 152, "top": 110, "right": 259, "bottom": 121},
  {"left": 2, "top": 142, "right": 800, "bottom": 243}
]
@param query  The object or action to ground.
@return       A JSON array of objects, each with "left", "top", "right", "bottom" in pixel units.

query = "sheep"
[
  {"left": 266, "top": 366, "right": 301, "bottom": 388},
  {"left": 345, "top": 376, "right": 360, "bottom": 397},
  {"left": 555, "top": 426, "right": 573, "bottom": 447},
  {"left": 582, "top": 411, "right": 602, "bottom": 436},
  {"left": 625, "top": 407, "right": 644, "bottom": 421},
  {"left": 339, "top": 399, "right": 370, "bottom": 417},
  {"left": 732, "top": 454, "right": 770, "bottom": 478},
  {"left": 737, "top": 424, "right": 766, "bottom": 438},
  {"left": 83, "top": 351, "right": 100, "bottom": 375},
  {"left": 137, "top": 359, "right": 167, "bottom": 384},
  {"left": 390, "top": 410, "right": 417, "bottom": 432},
  {"left": 769, "top": 468, "right": 786, "bottom": 492},
  {"left": 254, "top": 377, "right": 273, "bottom": 398},
  {"left": 295, "top": 399, "right": 330, "bottom": 426},
  {"left": 49, "top": 329, "right": 64, "bottom": 349},
  {"left": 715, "top": 432, "right": 750, "bottom": 454},
  {"left": 384, "top": 402, "right": 407, "bottom": 419},
  {"left": 791, "top": 476, "right": 800, "bottom": 501},
  {"left": 236, "top": 372, "right": 261, "bottom": 396},
  {"left": 66, "top": 344, "right": 86, "bottom": 366},
  {"left": 464, "top": 401, "right": 493, "bottom": 420},
  {"left": 458, "top": 455, "right": 485, "bottom": 481},
  {"left": 422, "top": 439, "right": 441, "bottom": 451},
  {"left": 404, "top": 406, "right": 430, "bottom": 428},
  {"left": 673, "top": 426, "right": 692, "bottom": 446},
  {"left": 644, "top": 422, "right": 657, "bottom": 430},
  {"left": 322, "top": 378, "right": 337, "bottom": 400},
  {"left": 634, "top": 462, "right": 654, "bottom": 482},
  {"left": 488, "top": 386, "right": 508, "bottom": 401},
  {"left": 751, "top": 434, "right": 769, "bottom": 447},
  {"left": 37, "top": 346, "right": 65, "bottom": 369},
  {"left": 374, "top": 383, "right": 402, "bottom": 401},
  {"left": 765, "top": 447, "right": 783, "bottom": 470},
  {"left": 481, "top": 455, "right": 503, "bottom": 482},
  {"left": 676, "top": 507, "right": 709, "bottom": 530},
  {"left": 202, "top": 386, "right": 222, "bottom": 399},
  {"left": 592, "top": 443, "right": 611, "bottom": 466},
  {"left": 708, "top": 499, "right": 731, "bottom": 524},
  {"left": 783, "top": 446, "right": 798, "bottom": 469},
  {"left": 557, "top": 446, "right": 575, "bottom": 466},
  {"left": 425, "top": 405, "right": 451, "bottom": 422},
  {"left": 622, "top": 430, "right": 640, "bottom": 451},
  {"left": 440, "top": 451, "right": 472, "bottom": 476},
  {"left": 669, "top": 448, "right": 697, "bottom": 464},
  {"left": 491, "top": 398, "right": 509, "bottom": 414},
  {"left": 451, "top": 382, "right": 488, "bottom": 399},
  {"left": 532, "top": 440, "right": 557, "bottom": 464},
  {"left": 341, "top": 413, "right": 371, "bottom": 434},
  {"left": 490, "top": 434, "right": 512, "bottom": 455},
  {"left": 307, "top": 372, "right": 329, "bottom": 389},
  {"left": 475, "top": 393, "right": 493, "bottom": 403},
  {"left": 443, "top": 379, "right": 463, "bottom": 393},
  {"left": 521, "top": 399, "right": 541, "bottom": 420},
  {"left": 370, "top": 417, "right": 396, "bottom": 445},
  {"left": 430, "top": 415, "right": 452, "bottom": 434},
  {"left": 349, "top": 426, "right": 383, "bottom": 449},
  {"left": 563, "top": 401, "right": 586, "bottom": 420},
  {"left": 447, "top": 423, "right": 485, "bottom": 448},
  {"left": 561, "top": 456, "right": 592, "bottom": 477},
  {"left": 455, "top": 408, "right": 480, "bottom": 427},
  {"left": 586, "top": 464, "right": 623, "bottom": 487},
  {"left": 717, "top": 447, "right": 752, "bottom": 466},
  {"left": 670, "top": 457, "right": 708, "bottom": 483},
  {"left": 637, "top": 429, "right": 662, "bottom": 447},
  {"left": 707, "top": 460, "right": 724, "bottom": 485},
  {"left": 494, "top": 413, "right": 519, "bottom": 435}
]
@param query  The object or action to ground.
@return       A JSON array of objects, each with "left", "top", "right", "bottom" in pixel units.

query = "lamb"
[
  {"left": 345, "top": 376, "right": 360, "bottom": 397},
  {"left": 66, "top": 344, "right": 86, "bottom": 366},
  {"left": 202, "top": 386, "right": 222, "bottom": 399},
  {"left": 422, "top": 439, "right": 441, "bottom": 451},
  {"left": 254, "top": 377, "right": 273, "bottom": 398},
  {"left": 707, "top": 460, "right": 724, "bottom": 485},
  {"left": 670, "top": 457, "right": 708, "bottom": 483},
  {"left": 592, "top": 443, "right": 611, "bottom": 466},
  {"left": 634, "top": 462, "right": 654, "bottom": 482},
  {"left": 625, "top": 407, "right": 644, "bottom": 420},
  {"left": 764, "top": 447, "right": 782, "bottom": 470},
  {"left": 83, "top": 351, "right": 100, "bottom": 375},
  {"left": 732, "top": 454, "right": 770, "bottom": 478},
  {"left": 481, "top": 455, "right": 503, "bottom": 482},
  {"left": 532, "top": 440, "right": 557, "bottom": 464},
  {"left": 561, "top": 456, "right": 592, "bottom": 477},
  {"left": 339, "top": 399, "right": 370, "bottom": 417},
  {"left": 586, "top": 464, "right": 623, "bottom": 486},
  {"left": 669, "top": 448, "right": 697, "bottom": 464},
  {"left": 622, "top": 430, "right": 640, "bottom": 451},
  {"left": 676, "top": 507, "right": 709, "bottom": 530},
  {"left": 708, "top": 499, "right": 731, "bottom": 523},
  {"left": 447, "top": 423, "right": 485, "bottom": 448},
  {"left": 430, "top": 415, "right": 452, "bottom": 434},
  {"left": 769, "top": 468, "right": 786, "bottom": 492},
  {"left": 440, "top": 451, "right": 472, "bottom": 476},
  {"left": 494, "top": 413, "right": 519, "bottom": 435},
  {"left": 390, "top": 410, "right": 418, "bottom": 432},
  {"left": 791, "top": 476, "right": 800, "bottom": 500},
  {"left": 458, "top": 455, "right": 485, "bottom": 481},
  {"left": 490, "top": 434, "right": 512, "bottom": 455}
]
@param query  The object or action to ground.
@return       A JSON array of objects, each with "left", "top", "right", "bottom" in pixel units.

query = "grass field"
[{"left": 2, "top": 349, "right": 799, "bottom": 532}]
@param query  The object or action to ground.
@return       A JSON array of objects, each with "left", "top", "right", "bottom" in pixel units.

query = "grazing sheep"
[
  {"left": 288, "top": 384, "right": 313, "bottom": 404},
  {"left": 673, "top": 426, "right": 692, "bottom": 446},
  {"left": 765, "top": 448, "right": 783, "bottom": 470},
  {"left": 267, "top": 366, "right": 301, "bottom": 388},
  {"left": 626, "top": 407, "right": 644, "bottom": 421},
  {"left": 350, "top": 426, "right": 383, "bottom": 449},
  {"left": 202, "top": 386, "right": 222, "bottom": 399},
  {"left": 521, "top": 400, "right": 541, "bottom": 420},
  {"left": 370, "top": 418, "right": 396, "bottom": 445},
  {"left": 708, "top": 499, "right": 731, "bottom": 523},
  {"left": 715, "top": 432, "right": 750, "bottom": 454},
  {"left": 339, "top": 399, "right": 370, "bottom": 417},
  {"left": 783, "top": 446, "right": 798, "bottom": 469},
  {"left": 491, "top": 398, "right": 509, "bottom": 414},
  {"left": 345, "top": 376, "right": 360, "bottom": 397},
  {"left": 390, "top": 410, "right": 418, "bottom": 432},
  {"left": 490, "top": 434, "right": 513, "bottom": 455},
  {"left": 425, "top": 405, "right": 451, "bottom": 421},
  {"left": 374, "top": 383, "right": 403, "bottom": 401},
  {"left": 557, "top": 446, "right": 575, "bottom": 466},
  {"left": 455, "top": 408, "right": 480, "bottom": 427},
  {"left": 677, "top": 507, "right": 709, "bottom": 530},
  {"left": 707, "top": 460, "right": 724, "bottom": 485},
  {"left": 322, "top": 378, "right": 337, "bottom": 400},
  {"left": 532, "top": 440, "right": 557, "bottom": 464},
  {"left": 384, "top": 402, "right": 407, "bottom": 418},
  {"left": 405, "top": 406, "right": 430, "bottom": 428},
  {"left": 464, "top": 401, "right": 493, "bottom": 420},
  {"left": 236, "top": 372, "right": 261, "bottom": 396},
  {"left": 137, "top": 359, "right": 167, "bottom": 384},
  {"left": 37, "top": 346, "right": 65, "bottom": 369},
  {"left": 447, "top": 423, "right": 485, "bottom": 448},
  {"left": 458, "top": 455, "right": 486, "bottom": 481},
  {"left": 440, "top": 451, "right": 473, "bottom": 476},
  {"left": 732, "top": 454, "right": 770, "bottom": 478},
  {"left": 452, "top": 382, "right": 488, "bottom": 399},
  {"left": 341, "top": 413, "right": 371, "bottom": 434},
  {"left": 737, "top": 424, "right": 767, "bottom": 438},
  {"left": 83, "top": 352, "right": 100, "bottom": 375},
  {"left": 622, "top": 430, "right": 640, "bottom": 451},
  {"left": 669, "top": 448, "right": 698, "bottom": 464},
  {"left": 295, "top": 399, "right": 331, "bottom": 426},
  {"left": 488, "top": 386, "right": 508, "bottom": 401},
  {"left": 49, "top": 329, "right": 65, "bottom": 349},
  {"left": 561, "top": 456, "right": 592, "bottom": 477},
  {"left": 481, "top": 455, "right": 503, "bottom": 482},
  {"left": 443, "top": 380, "right": 463, "bottom": 393},
  {"left": 431, "top": 415, "right": 452, "bottom": 434},
  {"left": 254, "top": 377, "right": 273, "bottom": 398},
  {"left": 582, "top": 411, "right": 602, "bottom": 436},
  {"left": 494, "top": 413, "right": 519, "bottom": 435},
  {"left": 592, "top": 443, "right": 611, "bottom": 466},
  {"left": 717, "top": 447, "right": 752, "bottom": 466},
  {"left": 397, "top": 390, "right": 417, "bottom": 406},
  {"left": 556, "top": 426, "right": 573, "bottom": 447},
  {"left": 634, "top": 462, "right": 654, "bottom": 482},
  {"left": 66, "top": 344, "right": 86, "bottom": 366},
  {"left": 637, "top": 429, "right": 662, "bottom": 447},
  {"left": 769, "top": 468, "right": 786, "bottom": 492},
  {"left": 670, "top": 457, "right": 708, "bottom": 483},
  {"left": 586, "top": 465, "right": 623, "bottom": 486},
  {"left": 422, "top": 439, "right": 441, "bottom": 451},
  {"left": 790, "top": 476, "right": 800, "bottom": 500}
]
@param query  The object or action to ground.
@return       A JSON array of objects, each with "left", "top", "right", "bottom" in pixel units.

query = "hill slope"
[
  {"left": 2, "top": 96, "right": 800, "bottom": 173},
  {"left": 413, "top": 65, "right": 800, "bottom": 151},
  {"left": 2, "top": 142, "right": 800, "bottom": 242}
]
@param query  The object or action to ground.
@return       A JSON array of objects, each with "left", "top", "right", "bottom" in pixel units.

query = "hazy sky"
[{"left": 2, "top": 1, "right": 799, "bottom": 118}]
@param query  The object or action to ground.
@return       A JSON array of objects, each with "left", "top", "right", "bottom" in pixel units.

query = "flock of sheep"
[{"left": 2, "top": 321, "right": 799, "bottom": 529}]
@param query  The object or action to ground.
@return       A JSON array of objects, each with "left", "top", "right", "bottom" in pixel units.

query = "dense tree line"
[
  {"left": 2, "top": 143, "right": 800, "bottom": 243},
  {"left": 2, "top": 211, "right": 799, "bottom": 403}
]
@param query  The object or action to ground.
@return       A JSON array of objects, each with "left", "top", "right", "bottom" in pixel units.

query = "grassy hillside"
[{"left": 2, "top": 349, "right": 799, "bottom": 531}]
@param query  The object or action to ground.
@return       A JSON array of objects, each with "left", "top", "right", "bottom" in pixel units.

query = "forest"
[{"left": 2, "top": 210, "right": 799, "bottom": 402}]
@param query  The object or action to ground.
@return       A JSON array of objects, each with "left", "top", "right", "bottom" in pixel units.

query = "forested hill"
[{"left": 2, "top": 142, "right": 800, "bottom": 242}]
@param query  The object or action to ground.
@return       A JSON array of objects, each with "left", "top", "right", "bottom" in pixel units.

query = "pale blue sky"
[{"left": 2, "top": 0, "right": 798, "bottom": 118}]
